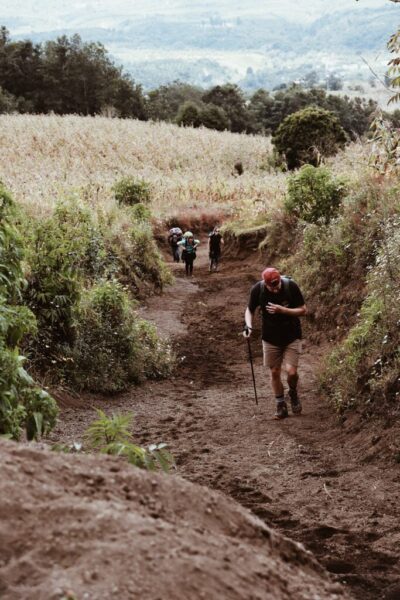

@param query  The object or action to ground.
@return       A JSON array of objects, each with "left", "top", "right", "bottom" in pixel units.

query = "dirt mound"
[{"left": 0, "top": 440, "right": 350, "bottom": 600}]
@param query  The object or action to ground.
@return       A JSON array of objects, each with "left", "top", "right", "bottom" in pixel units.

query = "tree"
[
  {"left": 248, "top": 89, "right": 274, "bottom": 133},
  {"left": 199, "top": 104, "right": 230, "bottom": 131},
  {"left": 202, "top": 84, "right": 251, "bottom": 133},
  {"left": 176, "top": 101, "right": 201, "bottom": 127},
  {"left": 0, "top": 30, "right": 146, "bottom": 118},
  {"left": 146, "top": 81, "right": 204, "bottom": 121},
  {"left": 272, "top": 106, "right": 347, "bottom": 170}
]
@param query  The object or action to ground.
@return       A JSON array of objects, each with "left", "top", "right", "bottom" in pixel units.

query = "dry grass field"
[{"left": 0, "top": 114, "right": 370, "bottom": 222}]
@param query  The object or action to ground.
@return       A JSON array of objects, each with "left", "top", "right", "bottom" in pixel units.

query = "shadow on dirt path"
[{"left": 52, "top": 241, "right": 400, "bottom": 600}]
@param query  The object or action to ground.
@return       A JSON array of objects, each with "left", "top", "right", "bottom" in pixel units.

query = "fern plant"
[{"left": 84, "top": 409, "right": 174, "bottom": 473}]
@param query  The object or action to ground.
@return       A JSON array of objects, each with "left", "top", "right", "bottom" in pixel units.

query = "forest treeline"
[{"left": 0, "top": 27, "right": 397, "bottom": 138}]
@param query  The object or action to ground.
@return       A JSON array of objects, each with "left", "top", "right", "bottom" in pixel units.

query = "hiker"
[
  {"left": 178, "top": 231, "right": 200, "bottom": 276},
  {"left": 208, "top": 226, "right": 224, "bottom": 272},
  {"left": 243, "top": 267, "right": 307, "bottom": 419},
  {"left": 168, "top": 227, "right": 183, "bottom": 263}
]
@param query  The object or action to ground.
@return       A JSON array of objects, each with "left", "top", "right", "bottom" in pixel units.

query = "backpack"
[
  {"left": 183, "top": 238, "right": 196, "bottom": 259},
  {"left": 259, "top": 276, "right": 293, "bottom": 311}
]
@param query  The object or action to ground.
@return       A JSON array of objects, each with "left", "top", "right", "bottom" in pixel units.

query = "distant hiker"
[
  {"left": 178, "top": 232, "right": 200, "bottom": 276},
  {"left": 168, "top": 227, "right": 183, "bottom": 263},
  {"left": 243, "top": 267, "right": 307, "bottom": 419},
  {"left": 208, "top": 226, "right": 224, "bottom": 272}
]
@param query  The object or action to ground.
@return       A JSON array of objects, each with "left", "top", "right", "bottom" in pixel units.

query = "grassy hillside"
[{"left": 0, "top": 114, "right": 274, "bottom": 220}]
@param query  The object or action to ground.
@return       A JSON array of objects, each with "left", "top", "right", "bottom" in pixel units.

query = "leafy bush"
[
  {"left": 111, "top": 219, "right": 172, "bottom": 293},
  {"left": 285, "top": 165, "right": 347, "bottom": 224},
  {"left": 23, "top": 387, "right": 58, "bottom": 441},
  {"left": 321, "top": 215, "right": 400, "bottom": 413},
  {"left": 85, "top": 409, "right": 174, "bottom": 472},
  {"left": 272, "top": 106, "right": 347, "bottom": 170},
  {"left": 71, "top": 280, "right": 174, "bottom": 393},
  {"left": 113, "top": 176, "right": 151, "bottom": 206},
  {"left": 0, "top": 184, "right": 58, "bottom": 440},
  {"left": 130, "top": 202, "right": 152, "bottom": 222}
]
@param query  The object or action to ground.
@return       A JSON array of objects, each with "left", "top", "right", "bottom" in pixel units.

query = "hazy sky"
[{"left": 0, "top": 0, "right": 396, "bottom": 29}]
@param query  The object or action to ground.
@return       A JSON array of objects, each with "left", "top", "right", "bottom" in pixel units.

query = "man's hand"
[
  {"left": 243, "top": 325, "right": 252, "bottom": 338},
  {"left": 266, "top": 302, "right": 285, "bottom": 314}
]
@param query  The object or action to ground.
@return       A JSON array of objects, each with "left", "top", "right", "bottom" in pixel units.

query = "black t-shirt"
[
  {"left": 209, "top": 233, "right": 222, "bottom": 253},
  {"left": 247, "top": 279, "right": 305, "bottom": 346}
]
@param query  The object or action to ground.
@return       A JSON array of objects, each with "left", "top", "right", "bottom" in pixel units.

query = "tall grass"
[{"left": 0, "top": 114, "right": 276, "bottom": 219}]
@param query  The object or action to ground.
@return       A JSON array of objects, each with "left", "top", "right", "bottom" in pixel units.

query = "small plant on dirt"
[
  {"left": 85, "top": 409, "right": 174, "bottom": 473},
  {"left": 285, "top": 165, "right": 347, "bottom": 224},
  {"left": 113, "top": 176, "right": 151, "bottom": 206}
]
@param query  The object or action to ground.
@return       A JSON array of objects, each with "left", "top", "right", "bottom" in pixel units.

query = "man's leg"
[
  {"left": 270, "top": 366, "right": 284, "bottom": 397},
  {"left": 284, "top": 340, "right": 302, "bottom": 414},
  {"left": 263, "top": 342, "right": 288, "bottom": 419}
]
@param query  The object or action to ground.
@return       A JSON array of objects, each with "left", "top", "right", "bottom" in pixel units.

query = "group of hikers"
[
  {"left": 167, "top": 226, "right": 224, "bottom": 276},
  {"left": 167, "top": 225, "right": 307, "bottom": 421}
]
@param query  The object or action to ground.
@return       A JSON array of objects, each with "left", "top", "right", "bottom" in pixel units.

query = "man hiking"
[
  {"left": 178, "top": 231, "right": 200, "bottom": 277},
  {"left": 243, "top": 267, "right": 307, "bottom": 419},
  {"left": 168, "top": 227, "right": 183, "bottom": 263},
  {"left": 208, "top": 226, "right": 224, "bottom": 272}
]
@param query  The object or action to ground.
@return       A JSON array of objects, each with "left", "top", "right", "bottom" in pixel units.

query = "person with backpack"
[
  {"left": 167, "top": 227, "right": 183, "bottom": 263},
  {"left": 208, "top": 226, "right": 224, "bottom": 272},
  {"left": 178, "top": 232, "right": 200, "bottom": 276},
  {"left": 243, "top": 267, "right": 307, "bottom": 419}
]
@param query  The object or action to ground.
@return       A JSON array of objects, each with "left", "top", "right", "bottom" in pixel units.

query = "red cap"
[{"left": 262, "top": 267, "right": 281, "bottom": 286}]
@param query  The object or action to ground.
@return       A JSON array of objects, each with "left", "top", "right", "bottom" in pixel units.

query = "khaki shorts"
[{"left": 262, "top": 339, "right": 302, "bottom": 369}]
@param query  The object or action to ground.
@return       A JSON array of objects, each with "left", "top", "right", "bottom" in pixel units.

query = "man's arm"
[
  {"left": 266, "top": 304, "right": 307, "bottom": 316},
  {"left": 243, "top": 306, "right": 254, "bottom": 337}
]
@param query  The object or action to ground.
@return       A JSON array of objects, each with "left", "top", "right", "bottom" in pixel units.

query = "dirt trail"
[{"left": 53, "top": 241, "right": 400, "bottom": 600}]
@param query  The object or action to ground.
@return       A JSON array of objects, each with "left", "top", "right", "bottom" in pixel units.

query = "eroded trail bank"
[{"left": 53, "top": 245, "right": 400, "bottom": 600}]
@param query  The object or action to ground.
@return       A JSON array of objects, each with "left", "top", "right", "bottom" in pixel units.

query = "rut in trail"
[{"left": 53, "top": 243, "right": 400, "bottom": 600}]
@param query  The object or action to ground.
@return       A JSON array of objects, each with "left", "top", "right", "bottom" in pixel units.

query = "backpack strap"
[{"left": 259, "top": 276, "right": 293, "bottom": 310}]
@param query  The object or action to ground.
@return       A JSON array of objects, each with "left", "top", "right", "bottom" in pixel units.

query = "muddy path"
[{"left": 52, "top": 242, "right": 400, "bottom": 600}]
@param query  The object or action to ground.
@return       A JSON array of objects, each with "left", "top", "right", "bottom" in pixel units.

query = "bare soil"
[
  {"left": 0, "top": 439, "right": 350, "bottom": 600},
  {"left": 50, "top": 243, "right": 400, "bottom": 600}
]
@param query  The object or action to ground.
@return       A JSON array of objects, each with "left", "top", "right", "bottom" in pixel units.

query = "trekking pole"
[{"left": 245, "top": 333, "right": 259, "bottom": 406}]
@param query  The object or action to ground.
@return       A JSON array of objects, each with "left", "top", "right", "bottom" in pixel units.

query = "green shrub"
[
  {"left": 285, "top": 165, "right": 347, "bottom": 224},
  {"left": 130, "top": 202, "right": 152, "bottom": 222},
  {"left": 113, "top": 177, "right": 151, "bottom": 206},
  {"left": 0, "top": 184, "right": 58, "bottom": 440},
  {"left": 284, "top": 180, "right": 397, "bottom": 330},
  {"left": 111, "top": 220, "right": 172, "bottom": 293},
  {"left": 320, "top": 215, "right": 400, "bottom": 412},
  {"left": 272, "top": 106, "right": 347, "bottom": 170},
  {"left": 25, "top": 198, "right": 109, "bottom": 367},
  {"left": 23, "top": 388, "right": 59, "bottom": 441},
  {"left": 0, "top": 185, "right": 25, "bottom": 301},
  {"left": 70, "top": 280, "right": 174, "bottom": 393}
]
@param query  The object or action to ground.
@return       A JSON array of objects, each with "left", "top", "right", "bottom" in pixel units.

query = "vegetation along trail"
[{"left": 52, "top": 242, "right": 400, "bottom": 600}]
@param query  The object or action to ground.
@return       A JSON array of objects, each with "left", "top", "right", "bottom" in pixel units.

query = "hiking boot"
[
  {"left": 274, "top": 401, "right": 288, "bottom": 420},
  {"left": 289, "top": 388, "right": 302, "bottom": 414}
]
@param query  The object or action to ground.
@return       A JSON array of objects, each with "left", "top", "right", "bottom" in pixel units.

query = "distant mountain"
[{"left": 1, "top": 0, "right": 398, "bottom": 90}]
